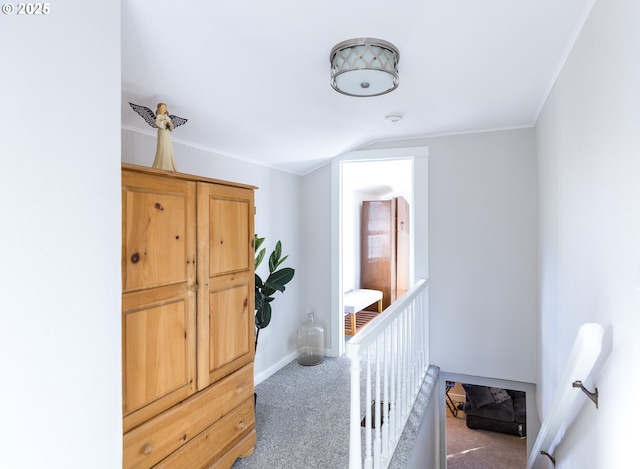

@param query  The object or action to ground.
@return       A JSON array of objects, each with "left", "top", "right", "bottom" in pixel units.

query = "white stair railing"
[{"left": 346, "top": 278, "right": 429, "bottom": 469}]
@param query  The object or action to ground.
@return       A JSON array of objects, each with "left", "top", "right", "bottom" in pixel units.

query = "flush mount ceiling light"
[{"left": 330, "top": 38, "right": 400, "bottom": 97}]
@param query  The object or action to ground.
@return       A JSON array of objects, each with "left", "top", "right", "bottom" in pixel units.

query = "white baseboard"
[
  {"left": 254, "top": 347, "right": 334, "bottom": 386},
  {"left": 254, "top": 351, "right": 298, "bottom": 386}
]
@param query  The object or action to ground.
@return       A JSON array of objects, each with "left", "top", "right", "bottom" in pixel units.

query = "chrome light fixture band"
[{"left": 330, "top": 37, "right": 400, "bottom": 97}]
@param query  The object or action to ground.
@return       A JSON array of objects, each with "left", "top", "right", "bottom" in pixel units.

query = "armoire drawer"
[
  {"left": 123, "top": 364, "right": 253, "bottom": 469},
  {"left": 153, "top": 397, "right": 255, "bottom": 468}
]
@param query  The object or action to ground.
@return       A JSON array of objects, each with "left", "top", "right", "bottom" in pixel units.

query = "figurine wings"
[{"left": 129, "top": 102, "right": 188, "bottom": 129}]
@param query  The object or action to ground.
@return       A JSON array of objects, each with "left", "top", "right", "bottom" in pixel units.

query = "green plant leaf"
[
  {"left": 268, "top": 242, "right": 280, "bottom": 272},
  {"left": 254, "top": 235, "right": 266, "bottom": 268},
  {"left": 255, "top": 247, "right": 266, "bottom": 269},
  {"left": 255, "top": 273, "right": 264, "bottom": 288},
  {"left": 255, "top": 302, "right": 272, "bottom": 329},
  {"left": 262, "top": 287, "right": 277, "bottom": 297},
  {"left": 272, "top": 254, "right": 289, "bottom": 271},
  {"left": 254, "top": 235, "right": 265, "bottom": 252},
  {"left": 264, "top": 267, "right": 295, "bottom": 292},
  {"left": 255, "top": 288, "right": 264, "bottom": 310}
]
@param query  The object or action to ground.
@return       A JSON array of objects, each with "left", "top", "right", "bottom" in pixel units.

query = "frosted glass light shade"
[{"left": 330, "top": 38, "right": 400, "bottom": 97}]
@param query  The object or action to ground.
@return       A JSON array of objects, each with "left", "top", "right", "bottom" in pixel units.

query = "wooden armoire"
[
  {"left": 360, "top": 196, "right": 410, "bottom": 310},
  {"left": 121, "top": 164, "right": 256, "bottom": 469}
]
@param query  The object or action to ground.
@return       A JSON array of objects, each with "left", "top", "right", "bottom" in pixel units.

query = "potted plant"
[{"left": 254, "top": 234, "right": 295, "bottom": 351}]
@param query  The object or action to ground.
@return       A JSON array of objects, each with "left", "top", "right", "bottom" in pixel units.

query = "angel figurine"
[{"left": 129, "top": 102, "right": 188, "bottom": 171}]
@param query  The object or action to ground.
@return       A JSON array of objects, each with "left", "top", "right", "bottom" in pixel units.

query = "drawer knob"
[
  {"left": 236, "top": 386, "right": 243, "bottom": 394},
  {"left": 236, "top": 420, "right": 247, "bottom": 431},
  {"left": 141, "top": 444, "right": 153, "bottom": 455}
]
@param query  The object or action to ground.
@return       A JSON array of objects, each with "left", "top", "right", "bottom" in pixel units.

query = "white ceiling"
[{"left": 122, "top": 0, "right": 592, "bottom": 175}]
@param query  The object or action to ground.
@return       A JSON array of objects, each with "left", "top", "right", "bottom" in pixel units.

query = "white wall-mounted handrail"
[
  {"left": 526, "top": 323, "right": 604, "bottom": 469},
  {"left": 346, "top": 278, "right": 429, "bottom": 469}
]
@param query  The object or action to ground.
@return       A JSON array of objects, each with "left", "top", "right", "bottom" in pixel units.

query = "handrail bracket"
[
  {"left": 572, "top": 380, "right": 599, "bottom": 408},
  {"left": 541, "top": 450, "right": 556, "bottom": 466}
]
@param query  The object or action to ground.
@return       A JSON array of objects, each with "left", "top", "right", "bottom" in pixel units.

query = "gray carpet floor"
[
  {"left": 231, "top": 357, "right": 351, "bottom": 469},
  {"left": 231, "top": 357, "right": 439, "bottom": 469}
]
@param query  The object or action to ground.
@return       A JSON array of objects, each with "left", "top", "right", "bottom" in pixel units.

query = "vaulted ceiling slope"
[{"left": 121, "top": 0, "right": 592, "bottom": 175}]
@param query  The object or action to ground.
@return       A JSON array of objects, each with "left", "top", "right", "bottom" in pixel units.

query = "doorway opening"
[
  {"left": 441, "top": 374, "right": 537, "bottom": 468},
  {"left": 329, "top": 146, "right": 429, "bottom": 357},
  {"left": 341, "top": 158, "right": 413, "bottom": 338}
]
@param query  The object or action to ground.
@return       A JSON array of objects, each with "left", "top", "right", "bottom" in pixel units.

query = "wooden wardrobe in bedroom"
[{"left": 360, "top": 196, "right": 410, "bottom": 310}]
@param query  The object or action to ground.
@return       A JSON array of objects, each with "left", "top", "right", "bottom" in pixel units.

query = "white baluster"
[
  {"left": 417, "top": 295, "right": 424, "bottom": 374},
  {"left": 390, "top": 318, "right": 397, "bottom": 443},
  {"left": 410, "top": 306, "right": 415, "bottom": 389},
  {"left": 349, "top": 354, "right": 361, "bottom": 469},
  {"left": 382, "top": 327, "right": 390, "bottom": 460},
  {"left": 411, "top": 302, "right": 417, "bottom": 392},
  {"left": 364, "top": 346, "right": 372, "bottom": 469},
  {"left": 374, "top": 335, "right": 382, "bottom": 469},
  {"left": 401, "top": 310, "right": 408, "bottom": 424}
]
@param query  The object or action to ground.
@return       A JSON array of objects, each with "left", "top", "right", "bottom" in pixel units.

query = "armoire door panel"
[
  {"left": 361, "top": 199, "right": 396, "bottom": 309},
  {"left": 209, "top": 198, "right": 250, "bottom": 275},
  {"left": 197, "top": 182, "right": 255, "bottom": 390},
  {"left": 122, "top": 283, "right": 196, "bottom": 432},
  {"left": 198, "top": 183, "right": 252, "bottom": 277},
  {"left": 361, "top": 197, "right": 411, "bottom": 310},
  {"left": 209, "top": 275, "right": 253, "bottom": 371},
  {"left": 122, "top": 172, "right": 196, "bottom": 293}
]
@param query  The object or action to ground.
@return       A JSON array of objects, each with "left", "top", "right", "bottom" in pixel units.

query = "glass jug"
[{"left": 297, "top": 312, "right": 325, "bottom": 366}]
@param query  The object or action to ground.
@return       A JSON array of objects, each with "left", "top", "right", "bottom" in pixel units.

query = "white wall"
[
  {"left": 122, "top": 129, "right": 303, "bottom": 382},
  {"left": 300, "top": 163, "right": 334, "bottom": 352},
  {"left": 341, "top": 186, "right": 365, "bottom": 292},
  {"left": 0, "top": 3, "right": 122, "bottom": 468},
  {"left": 536, "top": 0, "right": 640, "bottom": 466},
  {"left": 428, "top": 129, "right": 538, "bottom": 383},
  {"left": 368, "top": 129, "right": 538, "bottom": 383},
  {"left": 303, "top": 132, "right": 536, "bottom": 377},
  {"left": 405, "top": 378, "right": 440, "bottom": 469}
]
